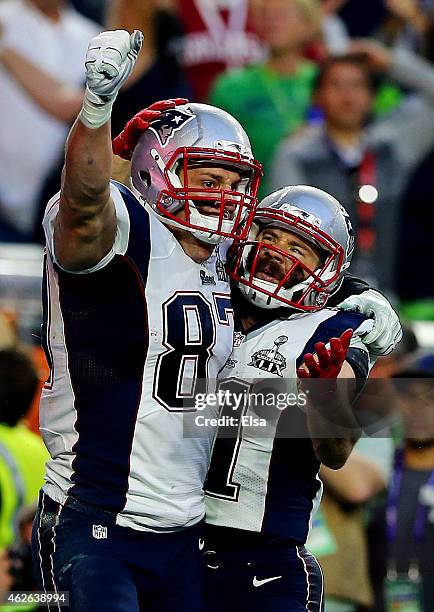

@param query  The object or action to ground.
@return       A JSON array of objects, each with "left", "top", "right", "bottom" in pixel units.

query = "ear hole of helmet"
[{"left": 139, "top": 170, "right": 151, "bottom": 187}]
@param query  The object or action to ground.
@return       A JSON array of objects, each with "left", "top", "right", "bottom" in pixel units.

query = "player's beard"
[{"left": 247, "top": 249, "right": 306, "bottom": 289}]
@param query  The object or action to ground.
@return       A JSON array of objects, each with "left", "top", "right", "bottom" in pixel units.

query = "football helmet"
[
  {"left": 130, "top": 103, "right": 262, "bottom": 244},
  {"left": 228, "top": 186, "right": 355, "bottom": 311}
]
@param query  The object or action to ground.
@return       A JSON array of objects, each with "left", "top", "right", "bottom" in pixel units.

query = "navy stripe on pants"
[{"left": 32, "top": 491, "right": 205, "bottom": 612}]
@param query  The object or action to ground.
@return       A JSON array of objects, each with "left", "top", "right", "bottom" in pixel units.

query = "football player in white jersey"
[
  {"left": 31, "top": 28, "right": 401, "bottom": 612},
  {"left": 31, "top": 29, "right": 263, "bottom": 612},
  {"left": 202, "top": 186, "right": 398, "bottom": 611}
]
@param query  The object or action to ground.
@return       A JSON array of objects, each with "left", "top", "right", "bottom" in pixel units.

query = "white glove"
[
  {"left": 79, "top": 29, "right": 143, "bottom": 129},
  {"left": 337, "top": 289, "right": 403, "bottom": 356}
]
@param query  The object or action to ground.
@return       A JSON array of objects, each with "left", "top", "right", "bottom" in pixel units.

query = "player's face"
[
  {"left": 175, "top": 165, "right": 242, "bottom": 223},
  {"left": 315, "top": 63, "right": 373, "bottom": 131},
  {"left": 254, "top": 226, "right": 322, "bottom": 287},
  {"left": 251, "top": 0, "right": 317, "bottom": 53}
]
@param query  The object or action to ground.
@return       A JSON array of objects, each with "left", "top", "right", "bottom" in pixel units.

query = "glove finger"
[
  {"left": 340, "top": 329, "right": 353, "bottom": 352},
  {"left": 303, "top": 353, "right": 321, "bottom": 378},
  {"left": 130, "top": 30, "right": 144, "bottom": 55},
  {"left": 86, "top": 55, "right": 124, "bottom": 91},
  {"left": 102, "top": 59, "right": 133, "bottom": 91},
  {"left": 104, "top": 30, "right": 133, "bottom": 60},
  {"left": 85, "top": 66, "right": 105, "bottom": 83},
  {"left": 314, "top": 342, "right": 330, "bottom": 369},
  {"left": 112, "top": 138, "right": 132, "bottom": 159},
  {"left": 157, "top": 98, "right": 189, "bottom": 107},
  {"left": 98, "top": 60, "right": 119, "bottom": 80},
  {"left": 147, "top": 100, "right": 179, "bottom": 111},
  {"left": 147, "top": 98, "right": 188, "bottom": 112},
  {"left": 297, "top": 367, "right": 310, "bottom": 379},
  {"left": 132, "top": 110, "right": 162, "bottom": 125},
  {"left": 329, "top": 338, "right": 344, "bottom": 366}
]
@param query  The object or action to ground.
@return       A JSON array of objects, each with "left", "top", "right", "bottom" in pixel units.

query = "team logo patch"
[
  {"left": 200, "top": 269, "right": 216, "bottom": 285},
  {"left": 149, "top": 108, "right": 195, "bottom": 148},
  {"left": 248, "top": 335, "right": 288, "bottom": 377},
  {"left": 92, "top": 524, "right": 107, "bottom": 539},
  {"left": 215, "top": 247, "right": 229, "bottom": 282},
  {"left": 233, "top": 331, "right": 246, "bottom": 348}
]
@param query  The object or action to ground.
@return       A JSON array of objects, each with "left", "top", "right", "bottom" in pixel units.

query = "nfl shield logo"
[{"left": 92, "top": 524, "right": 107, "bottom": 539}]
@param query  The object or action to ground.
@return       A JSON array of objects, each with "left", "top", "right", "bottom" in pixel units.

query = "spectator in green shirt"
[{"left": 209, "top": 0, "right": 321, "bottom": 196}]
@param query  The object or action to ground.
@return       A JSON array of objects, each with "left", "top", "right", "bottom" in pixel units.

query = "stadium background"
[{"left": 0, "top": 1, "right": 433, "bottom": 610}]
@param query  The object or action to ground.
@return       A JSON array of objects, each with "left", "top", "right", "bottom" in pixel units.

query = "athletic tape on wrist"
[{"left": 79, "top": 87, "right": 116, "bottom": 129}]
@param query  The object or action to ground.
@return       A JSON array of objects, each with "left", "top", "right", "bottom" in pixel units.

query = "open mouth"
[{"left": 255, "top": 268, "right": 281, "bottom": 285}]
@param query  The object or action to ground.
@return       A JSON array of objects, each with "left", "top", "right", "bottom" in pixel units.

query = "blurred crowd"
[
  {"left": 0, "top": 0, "right": 433, "bottom": 610},
  {"left": 1, "top": 0, "right": 434, "bottom": 311}
]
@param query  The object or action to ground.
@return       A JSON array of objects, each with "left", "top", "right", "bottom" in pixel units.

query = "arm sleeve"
[
  {"left": 346, "top": 335, "right": 371, "bottom": 382},
  {"left": 389, "top": 46, "right": 434, "bottom": 101},
  {"left": 371, "top": 47, "right": 434, "bottom": 170},
  {"left": 42, "top": 181, "right": 130, "bottom": 274},
  {"left": 346, "top": 333, "right": 372, "bottom": 398}
]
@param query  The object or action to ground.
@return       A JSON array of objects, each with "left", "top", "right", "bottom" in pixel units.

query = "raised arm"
[
  {"left": 298, "top": 329, "right": 362, "bottom": 469},
  {"left": 54, "top": 30, "right": 142, "bottom": 272}
]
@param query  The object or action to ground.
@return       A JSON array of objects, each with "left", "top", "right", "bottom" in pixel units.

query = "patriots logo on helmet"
[
  {"left": 339, "top": 205, "right": 355, "bottom": 260},
  {"left": 149, "top": 108, "right": 195, "bottom": 148},
  {"left": 280, "top": 204, "right": 322, "bottom": 227}
]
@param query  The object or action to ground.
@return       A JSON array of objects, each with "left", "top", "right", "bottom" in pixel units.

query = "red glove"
[
  {"left": 112, "top": 98, "right": 189, "bottom": 160},
  {"left": 297, "top": 329, "right": 353, "bottom": 402},
  {"left": 297, "top": 329, "right": 353, "bottom": 379}
]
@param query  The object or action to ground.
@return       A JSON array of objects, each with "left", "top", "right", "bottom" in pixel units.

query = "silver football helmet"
[
  {"left": 130, "top": 103, "right": 262, "bottom": 244},
  {"left": 228, "top": 185, "right": 355, "bottom": 311}
]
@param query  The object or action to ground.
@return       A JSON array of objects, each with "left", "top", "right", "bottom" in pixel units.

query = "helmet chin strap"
[
  {"left": 240, "top": 275, "right": 310, "bottom": 310},
  {"left": 239, "top": 269, "right": 330, "bottom": 310},
  {"left": 189, "top": 204, "right": 234, "bottom": 244},
  {"left": 167, "top": 162, "right": 236, "bottom": 244}
]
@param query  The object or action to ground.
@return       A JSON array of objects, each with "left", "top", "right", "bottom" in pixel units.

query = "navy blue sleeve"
[
  {"left": 296, "top": 311, "right": 369, "bottom": 381},
  {"left": 346, "top": 347, "right": 369, "bottom": 381}
]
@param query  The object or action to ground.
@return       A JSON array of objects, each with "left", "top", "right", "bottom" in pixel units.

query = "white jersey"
[
  {"left": 40, "top": 181, "right": 234, "bottom": 531},
  {"left": 205, "top": 309, "right": 371, "bottom": 542}
]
